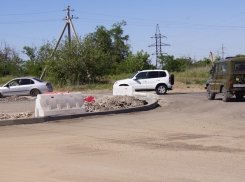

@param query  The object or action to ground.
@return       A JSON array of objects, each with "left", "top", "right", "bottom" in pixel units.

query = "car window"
[
  {"left": 235, "top": 62, "right": 245, "bottom": 72},
  {"left": 148, "top": 71, "right": 159, "bottom": 78},
  {"left": 159, "top": 71, "right": 166, "bottom": 77},
  {"left": 19, "top": 79, "right": 34, "bottom": 85},
  {"left": 136, "top": 72, "right": 147, "bottom": 79},
  {"left": 130, "top": 72, "right": 138, "bottom": 79},
  {"left": 218, "top": 64, "right": 222, "bottom": 73},
  {"left": 7, "top": 79, "right": 19, "bottom": 87},
  {"left": 221, "top": 63, "right": 228, "bottom": 73}
]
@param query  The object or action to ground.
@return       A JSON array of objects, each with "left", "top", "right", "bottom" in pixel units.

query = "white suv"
[{"left": 113, "top": 70, "right": 174, "bottom": 95}]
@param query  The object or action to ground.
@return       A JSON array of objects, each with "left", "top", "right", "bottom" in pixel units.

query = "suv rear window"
[
  {"left": 159, "top": 71, "right": 166, "bottom": 77},
  {"left": 148, "top": 71, "right": 159, "bottom": 78}
]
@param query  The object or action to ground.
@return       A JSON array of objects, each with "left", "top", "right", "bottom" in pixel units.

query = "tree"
[
  {"left": 236, "top": 54, "right": 245, "bottom": 57},
  {"left": 46, "top": 37, "right": 85, "bottom": 85},
  {"left": 21, "top": 43, "right": 52, "bottom": 77},
  {"left": 158, "top": 55, "right": 185, "bottom": 72},
  {"left": 158, "top": 55, "right": 193, "bottom": 72},
  {"left": 115, "top": 50, "right": 152, "bottom": 74},
  {"left": 0, "top": 42, "right": 23, "bottom": 76},
  {"left": 109, "top": 20, "right": 130, "bottom": 63}
]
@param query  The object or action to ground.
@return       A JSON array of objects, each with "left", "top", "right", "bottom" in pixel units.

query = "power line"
[
  {"left": 0, "top": 10, "right": 62, "bottom": 16},
  {"left": 0, "top": 19, "right": 61, "bottom": 25}
]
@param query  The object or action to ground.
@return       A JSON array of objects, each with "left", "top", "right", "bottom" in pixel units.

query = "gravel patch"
[
  {"left": 0, "top": 95, "right": 147, "bottom": 120},
  {"left": 85, "top": 95, "right": 147, "bottom": 112},
  {"left": 0, "top": 112, "right": 35, "bottom": 120},
  {"left": 0, "top": 95, "right": 32, "bottom": 103}
]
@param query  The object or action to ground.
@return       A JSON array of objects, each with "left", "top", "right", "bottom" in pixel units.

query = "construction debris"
[
  {"left": 85, "top": 95, "right": 147, "bottom": 112},
  {"left": 0, "top": 112, "right": 34, "bottom": 120},
  {"left": 0, "top": 95, "right": 147, "bottom": 120}
]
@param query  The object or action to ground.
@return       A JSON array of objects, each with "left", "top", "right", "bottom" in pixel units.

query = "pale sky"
[{"left": 1, "top": 0, "right": 245, "bottom": 65}]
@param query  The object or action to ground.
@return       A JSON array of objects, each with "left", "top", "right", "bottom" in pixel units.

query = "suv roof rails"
[{"left": 225, "top": 56, "right": 236, "bottom": 59}]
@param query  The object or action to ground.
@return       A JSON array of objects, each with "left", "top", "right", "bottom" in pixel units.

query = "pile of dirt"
[
  {"left": 0, "top": 95, "right": 31, "bottom": 103},
  {"left": 85, "top": 95, "right": 147, "bottom": 112}
]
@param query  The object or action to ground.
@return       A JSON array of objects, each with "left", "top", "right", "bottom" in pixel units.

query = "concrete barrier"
[
  {"left": 113, "top": 85, "right": 135, "bottom": 96},
  {"left": 35, "top": 92, "right": 85, "bottom": 117},
  {"left": 113, "top": 85, "right": 159, "bottom": 103}
]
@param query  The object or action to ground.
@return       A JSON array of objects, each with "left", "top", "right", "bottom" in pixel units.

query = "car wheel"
[
  {"left": 207, "top": 85, "right": 215, "bottom": 100},
  {"left": 221, "top": 87, "right": 230, "bottom": 102},
  {"left": 30, "top": 89, "right": 40, "bottom": 97},
  {"left": 156, "top": 84, "right": 167, "bottom": 95},
  {"left": 235, "top": 94, "right": 243, "bottom": 102},
  {"left": 0, "top": 93, "right": 3, "bottom": 98}
]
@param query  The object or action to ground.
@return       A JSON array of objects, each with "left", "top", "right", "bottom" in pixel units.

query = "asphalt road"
[{"left": 0, "top": 91, "right": 245, "bottom": 182}]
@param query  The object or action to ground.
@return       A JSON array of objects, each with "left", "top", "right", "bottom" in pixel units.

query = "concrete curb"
[{"left": 0, "top": 101, "right": 158, "bottom": 127}]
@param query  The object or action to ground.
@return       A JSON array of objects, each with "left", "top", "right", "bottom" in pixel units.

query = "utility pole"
[
  {"left": 148, "top": 24, "right": 170, "bottom": 68},
  {"left": 51, "top": 6, "right": 79, "bottom": 57},
  {"left": 40, "top": 6, "right": 79, "bottom": 80},
  {"left": 221, "top": 43, "right": 225, "bottom": 59}
]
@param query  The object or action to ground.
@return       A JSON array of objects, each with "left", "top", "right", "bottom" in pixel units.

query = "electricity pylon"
[{"left": 148, "top": 24, "right": 170, "bottom": 67}]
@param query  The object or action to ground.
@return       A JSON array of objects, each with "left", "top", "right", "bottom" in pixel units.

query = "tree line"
[
  {"left": 0, "top": 21, "right": 154, "bottom": 85},
  {"left": 1, "top": 20, "right": 243, "bottom": 84}
]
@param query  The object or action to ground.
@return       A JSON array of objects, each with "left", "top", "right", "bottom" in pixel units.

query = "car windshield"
[
  {"left": 130, "top": 72, "right": 138, "bottom": 79},
  {"left": 234, "top": 62, "right": 245, "bottom": 72}
]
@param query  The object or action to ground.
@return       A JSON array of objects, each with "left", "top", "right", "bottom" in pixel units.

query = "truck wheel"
[
  {"left": 221, "top": 87, "right": 230, "bottom": 102},
  {"left": 235, "top": 94, "right": 243, "bottom": 102},
  {"left": 156, "top": 84, "right": 167, "bottom": 95},
  {"left": 207, "top": 85, "right": 215, "bottom": 100}
]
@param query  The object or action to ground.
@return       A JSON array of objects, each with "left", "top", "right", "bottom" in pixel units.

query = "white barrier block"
[
  {"left": 113, "top": 85, "right": 159, "bottom": 102},
  {"left": 113, "top": 85, "right": 135, "bottom": 96},
  {"left": 35, "top": 92, "right": 86, "bottom": 117}
]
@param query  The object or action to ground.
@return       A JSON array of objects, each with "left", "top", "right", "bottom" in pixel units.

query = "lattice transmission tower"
[{"left": 148, "top": 24, "right": 170, "bottom": 67}]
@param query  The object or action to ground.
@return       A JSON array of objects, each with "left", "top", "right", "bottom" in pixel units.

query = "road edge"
[{"left": 0, "top": 101, "right": 158, "bottom": 127}]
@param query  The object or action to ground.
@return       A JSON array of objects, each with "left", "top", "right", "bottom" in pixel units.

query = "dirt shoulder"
[{"left": 171, "top": 81, "right": 206, "bottom": 93}]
